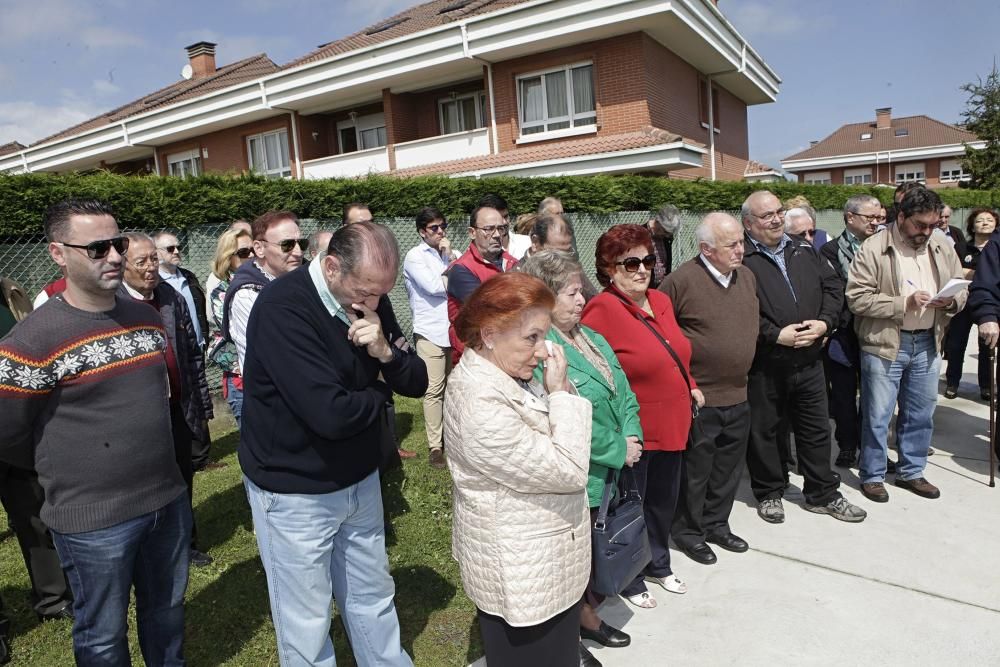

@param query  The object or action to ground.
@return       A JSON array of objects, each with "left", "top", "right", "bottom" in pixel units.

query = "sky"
[{"left": 2, "top": 0, "right": 999, "bottom": 174}]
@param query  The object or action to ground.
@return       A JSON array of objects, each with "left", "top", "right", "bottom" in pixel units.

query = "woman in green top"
[
  {"left": 207, "top": 228, "right": 252, "bottom": 426},
  {"left": 520, "top": 250, "right": 643, "bottom": 663}
]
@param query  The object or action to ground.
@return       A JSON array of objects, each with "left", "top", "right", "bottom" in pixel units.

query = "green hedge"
[{"left": 1, "top": 172, "right": 997, "bottom": 236}]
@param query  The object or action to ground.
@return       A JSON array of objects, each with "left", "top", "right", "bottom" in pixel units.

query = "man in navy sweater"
[{"left": 240, "top": 221, "right": 427, "bottom": 666}]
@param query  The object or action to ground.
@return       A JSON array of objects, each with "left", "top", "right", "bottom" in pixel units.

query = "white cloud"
[
  {"left": 92, "top": 79, "right": 121, "bottom": 95},
  {"left": 0, "top": 100, "right": 99, "bottom": 145},
  {"left": 0, "top": 0, "right": 143, "bottom": 48},
  {"left": 80, "top": 26, "right": 145, "bottom": 50},
  {"left": 726, "top": 2, "right": 815, "bottom": 40}
]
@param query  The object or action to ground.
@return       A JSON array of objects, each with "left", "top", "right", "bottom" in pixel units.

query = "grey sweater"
[{"left": 0, "top": 296, "right": 185, "bottom": 533}]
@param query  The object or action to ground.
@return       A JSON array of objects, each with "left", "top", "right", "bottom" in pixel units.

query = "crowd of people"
[{"left": 0, "top": 182, "right": 996, "bottom": 666}]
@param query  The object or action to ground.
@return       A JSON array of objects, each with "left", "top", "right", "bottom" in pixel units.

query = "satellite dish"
[{"left": 181, "top": 64, "right": 194, "bottom": 80}]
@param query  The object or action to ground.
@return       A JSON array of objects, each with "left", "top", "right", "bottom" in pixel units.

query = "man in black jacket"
[
  {"left": 240, "top": 221, "right": 427, "bottom": 666},
  {"left": 741, "top": 190, "right": 867, "bottom": 525}
]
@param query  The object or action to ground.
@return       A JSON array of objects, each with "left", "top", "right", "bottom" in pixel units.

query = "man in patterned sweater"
[{"left": 0, "top": 199, "right": 190, "bottom": 665}]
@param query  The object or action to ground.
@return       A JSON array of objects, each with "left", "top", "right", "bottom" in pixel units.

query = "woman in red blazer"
[{"left": 581, "top": 224, "right": 704, "bottom": 610}]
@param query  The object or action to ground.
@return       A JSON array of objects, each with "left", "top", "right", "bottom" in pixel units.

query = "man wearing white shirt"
[{"left": 403, "top": 207, "right": 458, "bottom": 469}]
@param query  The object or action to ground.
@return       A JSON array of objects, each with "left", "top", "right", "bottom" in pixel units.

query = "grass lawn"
[{"left": 0, "top": 396, "right": 483, "bottom": 666}]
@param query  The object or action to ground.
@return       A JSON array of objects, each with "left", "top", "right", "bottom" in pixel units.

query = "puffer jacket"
[{"left": 444, "top": 348, "right": 592, "bottom": 627}]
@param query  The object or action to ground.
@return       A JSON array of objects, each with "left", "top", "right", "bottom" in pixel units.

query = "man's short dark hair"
[
  {"left": 469, "top": 206, "right": 502, "bottom": 229},
  {"left": 415, "top": 207, "right": 444, "bottom": 231},
  {"left": 898, "top": 187, "right": 943, "bottom": 218},
  {"left": 43, "top": 199, "right": 116, "bottom": 242},
  {"left": 251, "top": 210, "right": 298, "bottom": 241},
  {"left": 477, "top": 193, "right": 508, "bottom": 214},
  {"left": 531, "top": 214, "right": 571, "bottom": 245},
  {"left": 342, "top": 202, "right": 370, "bottom": 223}
]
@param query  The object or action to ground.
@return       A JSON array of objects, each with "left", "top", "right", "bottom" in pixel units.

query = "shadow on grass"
[
  {"left": 209, "top": 430, "right": 240, "bottom": 463},
  {"left": 194, "top": 481, "right": 254, "bottom": 553},
  {"left": 184, "top": 557, "right": 273, "bottom": 665}
]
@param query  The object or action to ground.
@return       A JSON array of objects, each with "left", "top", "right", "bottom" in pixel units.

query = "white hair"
[{"left": 784, "top": 207, "right": 811, "bottom": 232}]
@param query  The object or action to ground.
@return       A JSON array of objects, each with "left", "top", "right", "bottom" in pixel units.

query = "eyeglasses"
[
  {"left": 615, "top": 254, "right": 656, "bottom": 273},
  {"left": 752, "top": 208, "right": 786, "bottom": 223},
  {"left": 231, "top": 247, "right": 253, "bottom": 259},
  {"left": 474, "top": 224, "right": 509, "bottom": 236},
  {"left": 852, "top": 212, "right": 885, "bottom": 224},
  {"left": 157, "top": 245, "right": 180, "bottom": 254},
  {"left": 426, "top": 223, "right": 448, "bottom": 233},
  {"left": 128, "top": 254, "right": 160, "bottom": 270},
  {"left": 265, "top": 238, "right": 309, "bottom": 253},
  {"left": 58, "top": 236, "right": 129, "bottom": 260}
]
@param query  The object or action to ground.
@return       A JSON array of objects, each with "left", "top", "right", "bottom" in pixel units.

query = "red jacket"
[
  {"left": 446, "top": 243, "right": 518, "bottom": 364},
  {"left": 581, "top": 285, "right": 694, "bottom": 452}
]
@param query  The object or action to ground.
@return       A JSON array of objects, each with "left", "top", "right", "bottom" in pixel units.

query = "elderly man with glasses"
[
  {"left": 445, "top": 205, "right": 518, "bottom": 364},
  {"left": 740, "top": 190, "right": 867, "bottom": 525},
  {"left": 154, "top": 231, "right": 208, "bottom": 351},
  {"left": 223, "top": 210, "right": 306, "bottom": 372}
]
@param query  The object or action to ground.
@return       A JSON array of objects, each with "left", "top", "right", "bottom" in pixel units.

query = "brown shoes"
[
  {"left": 895, "top": 477, "right": 940, "bottom": 499},
  {"left": 429, "top": 448, "right": 446, "bottom": 469},
  {"left": 861, "top": 482, "right": 889, "bottom": 503}
]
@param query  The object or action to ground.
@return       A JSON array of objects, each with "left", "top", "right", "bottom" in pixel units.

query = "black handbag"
[{"left": 591, "top": 467, "right": 651, "bottom": 596}]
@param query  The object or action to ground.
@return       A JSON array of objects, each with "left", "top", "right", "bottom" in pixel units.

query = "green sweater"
[{"left": 534, "top": 325, "right": 642, "bottom": 507}]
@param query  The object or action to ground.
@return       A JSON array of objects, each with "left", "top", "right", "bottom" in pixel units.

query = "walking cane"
[{"left": 991, "top": 349, "right": 997, "bottom": 488}]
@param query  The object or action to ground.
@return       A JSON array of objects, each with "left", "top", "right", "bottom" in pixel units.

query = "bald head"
[{"left": 697, "top": 212, "right": 745, "bottom": 275}]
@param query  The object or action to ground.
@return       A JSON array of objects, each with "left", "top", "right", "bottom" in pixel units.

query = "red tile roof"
[
  {"left": 286, "top": 0, "right": 533, "bottom": 69},
  {"left": 744, "top": 159, "right": 780, "bottom": 176},
  {"left": 33, "top": 54, "right": 280, "bottom": 146},
  {"left": 0, "top": 141, "right": 26, "bottom": 157},
  {"left": 393, "top": 126, "right": 689, "bottom": 176},
  {"left": 784, "top": 114, "right": 978, "bottom": 162}
]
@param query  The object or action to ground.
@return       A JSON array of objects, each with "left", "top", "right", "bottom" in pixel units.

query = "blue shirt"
[
  {"left": 159, "top": 268, "right": 203, "bottom": 346},
  {"left": 749, "top": 233, "right": 796, "bottom": 300}
]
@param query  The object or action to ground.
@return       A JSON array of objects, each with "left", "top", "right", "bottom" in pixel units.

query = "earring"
[{"left": 486, "top": 343, "right": 494, "bottom": 350}]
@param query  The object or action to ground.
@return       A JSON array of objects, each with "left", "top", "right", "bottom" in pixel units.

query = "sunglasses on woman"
[
  {"left": 615, "top": 254, "right": 656, "bottom": 273},
  {"left": 59, "top": 236, "right": 130, "bottom": 260},
  {"left": 266, "top": 238, "right": 309, "bottom": 253},
  {"left": 231, "top": 247, "right": 253, "bottom": 259}
]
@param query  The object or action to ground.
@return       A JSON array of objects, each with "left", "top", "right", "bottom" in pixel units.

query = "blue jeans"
[
  {"left": 51, "top": 493, "right": 192, "bottom": 667},
  {"left": 859, "top": 331, "right": 940, "bottom": 483},
  {"left": 244, "top": 472, "right": 411, "bottom": 667},
  {"left": 225, "top": 373, "right": 243, "bottom": 428}
]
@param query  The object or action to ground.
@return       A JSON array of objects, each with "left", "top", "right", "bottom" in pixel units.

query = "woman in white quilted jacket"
[{"left": 444, "top": 272, "right": 593, "bottom": 666}]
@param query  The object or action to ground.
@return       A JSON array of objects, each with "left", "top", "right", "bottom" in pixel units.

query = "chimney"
[
  {"left": 809, "top": 140, "right": 819, "bottom": 147},
  {"left": 185, "top": 41, "right": 217, "bottom": 79},
  {"left": 876, "top": 107, "right": 892, "bottom": 130}
]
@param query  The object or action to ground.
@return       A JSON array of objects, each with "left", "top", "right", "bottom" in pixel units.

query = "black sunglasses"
[
  {"left": 426, "top": 223, "right": 448, "bottom": 233},
  {"left": 60, "top": 236, "right": 129, "bottom": 260},
  {"left": 232, "top": 247, "right": 253, "bottom": 259},
  {"left": 267, "top": 238, "right": 309, "bottom": 253},
  {"left": 615, "top": 254, "right": 656, "bottom": 273},
  {"left": 158, "top": 244, "right": 180, "bottom": 254}
]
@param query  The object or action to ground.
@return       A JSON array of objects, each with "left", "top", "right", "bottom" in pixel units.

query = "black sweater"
[
  {"left": 742, "top": 233, "right": 842, "bottom": 370},
  {"left": 239, "top": 266, "right": 428, "bottom": 493}
]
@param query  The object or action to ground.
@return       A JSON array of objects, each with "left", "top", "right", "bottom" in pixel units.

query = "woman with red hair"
[
  {"left": 581, "top": 224, "right": 703, "bottom": 609},
  {"left": 444, "top": 272, "right": 594, "bottom": 666}
]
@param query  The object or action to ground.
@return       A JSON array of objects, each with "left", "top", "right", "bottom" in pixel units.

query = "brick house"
[
  {"left": 0, "top": 0, "right": 780, "bottom": 181},
  {"left": 781, "top": 107, "right": 984, "bottom": 189}
]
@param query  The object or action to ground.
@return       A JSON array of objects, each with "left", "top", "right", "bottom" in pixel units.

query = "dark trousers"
[
  {"left": 621, "top": 450, "right": 683, "bottom": 597},
  {"left": 169, "top": 404, "right": 198, "bottom": 550},
  {"left": 945, "top": 306, "right": 990, "bottom": 389},
  {"left": 824, "top": 354, "right": 862, "bottom": 455},
  {"left": 190, "top": 429, "right": 213, "bottom": 472},
  {"left": 0, "top": 463, "right": 73, "bottom": 617},
  {"left": 747, "top": 362, "right": 841, "bottom": 506},
  {"left": 672, "top": 403, "right": 751, "bottom": 549},
  {"left": 477, "top": 601, "right": 580, "bottom": 667}
]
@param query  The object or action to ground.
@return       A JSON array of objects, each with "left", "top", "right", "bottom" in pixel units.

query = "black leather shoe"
[
  {"left": 682, "top": 541, "right": 718, "bottom": 565},
  {"left": 0, "top": 633, "right": 10, "bottom": 665},
  {"left": 580, "top": 621, "right": 630, "bottom": 648},
  {"left": 579, "top": 642, "right": 602, "bottom": 667},
  {"left": 38, "top": 603, "right": 74, "bottom": 622},
  {"left": 707, "top": 532, "right": 749, "bottom": 553},
  {"left": 190, "top": 549, "right": 214, "bottom": 567}
]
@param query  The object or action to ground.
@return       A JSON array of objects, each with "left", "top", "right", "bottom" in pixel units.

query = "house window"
[
  {"left": 894, "top": 128, "right": 909, "bottom": 137},
  {"left": 337, "top": 113, "right": 388, "bottom": 153},
  {"left": 698, "top": 79, "right": 722, "bottom": 130},
  {"left": 894, "top": 163, "right": 925, "bottom": 184},
  {"left": 439, "top": 91, "right": 487, "bottom": 134},
  {"left": 804, "top": 171, "right": 832, "bottom": 185},
  {"left": 247, "top": 129, "right": 291, "bottom": 179},
  {"left": 844, "top": 168, "right": 872, "bottom": 185},
  {"left": 940, "top": 159, "right": 971, "bottom": 183},
  {"left": 167, "top": 149, "right": 200, "bottom": 178},
  {"left": 860, "top": 132, "right": 872, "bottom": 140},
  {"left": 517, "top": 63, "right": 596, "bottom": 136}
]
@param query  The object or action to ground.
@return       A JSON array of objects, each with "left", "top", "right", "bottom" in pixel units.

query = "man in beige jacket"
[{"left": 846, "top": 187, "right": 965, "bottom": 503}]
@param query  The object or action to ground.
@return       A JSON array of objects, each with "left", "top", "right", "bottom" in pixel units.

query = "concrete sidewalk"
[{"left": 585, "top": 341, "right": 1000, "bottom": 666}]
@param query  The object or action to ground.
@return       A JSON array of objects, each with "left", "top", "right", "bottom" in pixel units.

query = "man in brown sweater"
[{"left": 660, "top": 212, "right": 759, "bottom": 565}]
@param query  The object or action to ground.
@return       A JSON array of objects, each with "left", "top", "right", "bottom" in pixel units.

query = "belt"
[{"left": 901, "top": 328, "right": 933, "bottom": 334}]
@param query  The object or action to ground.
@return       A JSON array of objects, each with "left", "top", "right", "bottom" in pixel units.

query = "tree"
[{"left": 960, "top": 62, "right": 1000, "bottom": 189}]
